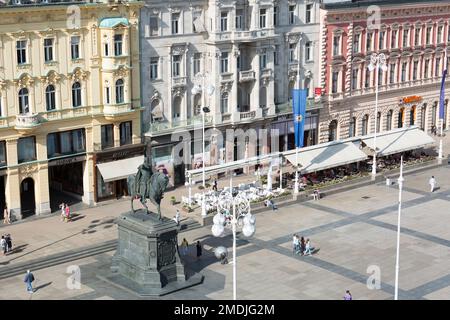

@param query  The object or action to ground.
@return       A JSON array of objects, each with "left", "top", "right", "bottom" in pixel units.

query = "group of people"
[
  {"left": 0, "top": 233, "right": 12, "bottom": 255},
  {"left": 59, "top": 203, "right": 71, "bottom": 222},
  {"left": 292, "top": 234, "right": 315, "bottom": 256},
  {"left": 179, "top": 238, "right": 203, "bottom": 259},
  {"left": 3, "top": 205, "right": 11, "bottom": 224}
]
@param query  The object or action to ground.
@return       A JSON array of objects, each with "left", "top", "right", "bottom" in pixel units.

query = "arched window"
[
  {"left": 361, "top": 114, "right": 369, "bottom": 135},
  {"left": 376, "top": 111, "right": 381, "bottom": 133},
  {"left": 329, "top": 120, "right": 338, "bottom": 142},
  {"left": 18, "top": 88, "right": 29, "bottom": 114},
  {"left": 387, "top": 109, "right": 393, "bottom": 131},
  {"left": 72, "top": 82, "right": 82, "bottom": 107},
  {"left": 349, "top": 116, "right": 356, "bottom": 137},
  {"left": 173, "top": 96, "right": 181, "bottom": 120},
  {"left": 45, "top": 85, "right": 56, "bottom": 111},
  {"left": 398, "top": 108, "right": 404, "bottom": 128},
  {"left": 115, "top": 79, "right": 124, "bottom": 104},
  {"left": 221, "top": 93, "right": 229, "bottom": 113}
]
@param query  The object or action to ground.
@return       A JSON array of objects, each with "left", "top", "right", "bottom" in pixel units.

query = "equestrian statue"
[{"left": 127, "top": 153, "right": 169, "bottom": 220}]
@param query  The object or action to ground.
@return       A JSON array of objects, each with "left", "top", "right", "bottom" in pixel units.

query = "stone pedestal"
[{"left": 106, "top": 210, "right": 203, "bottom": 296}]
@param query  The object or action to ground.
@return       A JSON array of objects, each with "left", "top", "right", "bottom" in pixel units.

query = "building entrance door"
[{"left": 20, "top": 177, "right": 35, "bottom": 218}]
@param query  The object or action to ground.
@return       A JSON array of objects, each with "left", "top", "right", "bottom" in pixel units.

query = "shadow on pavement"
[{"left": 34, "top": 281, "right": 53, "bottom": 292}]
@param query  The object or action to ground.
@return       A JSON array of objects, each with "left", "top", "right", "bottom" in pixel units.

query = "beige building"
[{"left": 0, "top": 0, "right": 143, "bottom": 221}]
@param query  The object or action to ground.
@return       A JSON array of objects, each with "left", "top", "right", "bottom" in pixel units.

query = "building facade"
[
  {"left": 0, "top": 0, "right": 143, "bottom": 220},
  {"left": 319, "top": 0, "right": 450, "bottom": 144},
  {"left": 140, "top": 0, "right": 321, "bottom": 186}
]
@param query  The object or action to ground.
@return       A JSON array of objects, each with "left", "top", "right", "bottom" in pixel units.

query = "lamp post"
[
  {"left": 211, "top": 189, "right": 256, "bottom": 300},
  {"left": 367, "top": 53, "right": 387, "bottom": 179},
  {"left": 294, "top": 33, "right": 304, "bottom": 194},
  {"left": 394, "top": 155, "right": 404, "bottom": 300}
]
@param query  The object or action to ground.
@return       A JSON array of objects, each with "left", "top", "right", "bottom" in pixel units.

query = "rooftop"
[{"left": 321, "top": 0, "right": 448, "bottom": 9}]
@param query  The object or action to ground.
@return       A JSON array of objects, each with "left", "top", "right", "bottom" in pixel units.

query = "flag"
[
  {"left": 439, "top": 67, "right": 447, "bottom": 120},
  {"left": 292, "top": 88, "right": 308, "bottom": 148}
]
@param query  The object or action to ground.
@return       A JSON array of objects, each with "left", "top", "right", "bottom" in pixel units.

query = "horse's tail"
[{"left": 127, "top": 175, "right": 135, "bottom": 196}]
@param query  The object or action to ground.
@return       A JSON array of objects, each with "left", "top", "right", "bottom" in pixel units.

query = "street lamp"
[
  {"left": 368, "top": 53, "right": 388, "bottom": 179},
  {"left": 211, "top": 189, "right": 256, "bottom": 300},
  {"left": 394, "top": 155, "right": 404, "bottom": 300}
]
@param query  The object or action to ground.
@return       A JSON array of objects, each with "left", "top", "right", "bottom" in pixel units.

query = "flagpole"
[
  {"left": 394, "top": 155, "right": 404, "bottom": 300},
  {"left": 294, "top": 34, "right": 302, "bottom": 194},
  {"left": 438, "top": 50, "right": 447, "bottom": 160}
]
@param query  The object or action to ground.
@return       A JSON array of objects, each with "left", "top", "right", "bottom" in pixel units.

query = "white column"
[
  {"left": 252, "top": 49, "right": 261, "bottom": 110},
  {"left": 0, "top": 91, "right": 6, "bottom": 117}
]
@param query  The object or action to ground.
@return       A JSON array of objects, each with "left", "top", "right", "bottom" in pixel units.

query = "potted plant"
[
  {"left": 170, "top": 196, "right": 176, "bottom": 205},
  {"left": 182, "top": 204, "right": 193, "bottom": 213}
]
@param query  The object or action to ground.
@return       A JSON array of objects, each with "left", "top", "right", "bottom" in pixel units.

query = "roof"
[
  {"left": 99, "top": 17, "right": 129, "bottom": 28},
  {"left": 321, "top": 0, "right": 447, "bottom": 10}
]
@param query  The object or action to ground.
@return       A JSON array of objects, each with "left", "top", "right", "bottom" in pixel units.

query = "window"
[
  {"left": 333, "top": 35, "right": 340, "bottom": 56},
  {"left": 273, "top": 6, "right": 278, "bottom": 26},
  {"left": 366, "top": 32, "right": 373, "bottom": 52},
  {"left": 437, "top": 25, "right": 443, "bottom": 43},
  {"left": 391, "top": 29, "right": 398, "bottom": 48},
  {"left": 193, "top": 53, "right": 201, "bottom": 75},
  {"left": 352, "top": 68, "right": 358, "bottom": 90},
  {"left": 72, "top": 82, "right": 82, "bottom": 107},
  {"left": 45, "top": 85, "right": 56, "bottom": 111},
  {"left": 274, "top": 48, "right": 278, "bottom": 65},
  {"left": 221, "top": 12, "right": 228, "bottom": 32},
  {"left": 349, "top": 117, "right": 356, "bottom": 137},
  {"left": 328, "top": 120, "right": 337, "bottom": 142},
  {"left": 44, "top": 38, "right": 54, "bottom": 62},
  {"left": 361, "top": 114, "right": 369, "bottom": 135},
  {"left": 47, "top": 129, "right": 86, "bottom": 158},
  {"left": 332, "top": 71, "right": 339, "bottom": 93},
  {"left": 422, "top": 58, "right": 429, "bottom": 78},
  {"left": 365, "top": 70, "right": 370, "bottom": 88},
  {"left": 353, "top": 34, "right": 360, "bottom": 53},
  {"left": 376, "top": 112, "right": 381, "bottom": 133},
  {"left": 149, "top": 15, "right": 159, "bottom": 36},
  {"left": 414, "top": 28, "right": 421, "bottom": 46},
  {"left": 377, "top": 67, "right": 383, "bottom": 86},
  {"left": 105, "top": 87, "right": 110, "bottom": 104},
  {"left": 306, "top": 4, "right": 312, "bottom": 24},
  {"left": 389, "top": 63, "right": 396, "bottom": 83},
  {"left": 289, "top": 5, "right": 295, "bottom": 25},
  {"left": 289, "top": 43, "right": 295, "bottom": 62},
  {"left": 220, "top": 52, "right": 229, "bottom": 73},
  {"left": 259, "top": 53, "right": 267, "bottom": 69},
  {"left": 101, "top": 124, "right": 114, "bottom": 149},
  {"left": 305, "top": 41, "right": 312, "bottom": 61},
  {"left": 402, "top": 28, "right": 409, "bottom": 47},
  {"left": 413, "top": 60, "right": 418, "bottom": 80},
  {"left": 114, "top": 34, "right": 123, "bottom": 56},
  {"left": 435, "top": 57, "right": 441, "bottom": 77},
  {"left": 420, "top": 105, "right": 426, "bottom": 130},
  {"left": 172, "top": 55, "right": 181, "bottom": 77},
  {"left": 104, "top": 42, "right": 109, "bottom": 57},
  {"left": 120, "top": 121, "right": 132, "bottom": 146},
  {"left": 259, "top": 8, "right": 266, "bottom": 28},
  {"left": 237, "top": 55, "right": 241, "bottom": 69},
  {"left": 432, "top": 103, "right": 437, "bottom": 127},
  {"left": 172, "top": 13, "right": 180, "bottom": 34},
  {"left": 410, "top": 106, "right": 416, "bottom": 125},
  {"left": 398, "top": 108, "right": 404, "bottom": 128},
  {"left": 220, "top": 93, "right": 228, "bottom": 113},
  {"left": 235, "top": 10, "right": 243, "bottom": 30},
  {"left": 18, "top": 88, "right": 29, "bottom": 114},
  {"left": 426, "top": 26, "right": 432, "bottom": 45},
  {"left": 115, "top": 79, "right": 124, "bottom": 104},
  {"left": 0, "top": 141, "right": 6, "bottom": 167},
  {"left": 71, "top": 36, "right": 80, "bottom": 60},
  {"left": 150, "top": 57, "right": 158, "bottom": 80},
  {"left": 18, "top": 137, "right": 36, "bottom": 164},
  {"left": 386, "top": 110, "right": 393, "bottom": 131},
  {"left": 17, "top": 40, "right": 27, "bottom": 64},
  {"left": 401, "top": 62, "right": 407, "bottom": 82},
  {"left": 379, "top": 31, "right": 385, "bottom": 50}
]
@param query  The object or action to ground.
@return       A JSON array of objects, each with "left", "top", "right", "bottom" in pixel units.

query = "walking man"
[
  {"left": 196, "top": 241, "right": 202, "bottom": 260},
  {"left": 0, "top": 236, "right": 6, "bottom": 256},
  {"left": 429, "top": 176, "right": 436, "bottom": 192},
  {"left": 174, "top": 209, "right": 181, "bottom": 226},
  {"left": 344, "top": 290, "right": 352, "bottom": 300},
  {"left": 212, "top": 179, "right": 218, "bottom": 192},
  {"left": 5, "top": 234, "right": 12, "bottom": 253},
  {"left": 24, "top": 270, "right": 35, "bottom": 294}
]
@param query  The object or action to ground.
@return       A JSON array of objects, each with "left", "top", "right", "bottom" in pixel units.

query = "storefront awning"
[
  {"left": 97, "top": 155, "right": 144, "bottom": 183},
  {"left": 283, "top": 141, "right": 368, "bottom": 174},
  {"left": 360, "top": 126, "right": 435, "bottom": 157}
]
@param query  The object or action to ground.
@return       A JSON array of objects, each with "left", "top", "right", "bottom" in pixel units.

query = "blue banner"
[
  {"left": 439, "top": 68, "right": 447, "bottom": 120},
  {"left": 292, "top": 89, "right": 307, "bottom": 148}
]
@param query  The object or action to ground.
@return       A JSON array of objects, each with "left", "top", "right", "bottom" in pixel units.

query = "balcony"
[
  {"left": 240, "top": 110, "right": 256, "bottom": 120},
  {"left": 239, "top": 70, "right": 255, "bottom": 82},
  {"left": 15, "top": 113, "right": 41, "bottom": 133},
  {"left": 210, "top": 29, "right": 275, "bottom": 43},
  {"left": 172, "top": 76, "right": 187, "bottom": 88},
  {"left": 221, "top": 73, "right": 233, "bottom": 82},
  {"left": 261, "top": 69, "right": 273, "bottom": 78},
  {"left": 275, "top": 98, "right": 322, "bottom": 115},
  {"left": 145, "top": 115, "right": 213, "bottom": 136},
  {"left": 103, "top": 103, "right": 134, "bottom": 120}
]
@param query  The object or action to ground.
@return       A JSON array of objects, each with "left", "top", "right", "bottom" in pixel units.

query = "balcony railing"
[
  {"left": 145, "top": 115, "right": 213, "bottom": 135},
  {"left": 172, "top": 76, "right": 187, "bottom": 87},
  {"left": 239, "top": 70, "right": 255, "bottom": 82},
  {"left": 103, "top": 103, "right": 133, "bottom": 116},
  {"left": 15, "top": 113, "right": 41, "bottom": 128},
  {"left": 275, "top": 98, "right": 321, "bottom": 114},
  {"left": 240, "top": 111, "right": 256, "bottom": 120},
  {"left": 212, "top": 28, "right": 275, "bottom": 42}
]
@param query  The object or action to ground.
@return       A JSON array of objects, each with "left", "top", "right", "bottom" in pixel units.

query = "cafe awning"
[
  {"left": 283, "top": 141, "right": 368, "bottom": 174},
  {"left": 360, "top": 126, "right": 435, "bottom": 157},
  {"left": 97, "top": 155, "right": 144, "bottom": 183}
]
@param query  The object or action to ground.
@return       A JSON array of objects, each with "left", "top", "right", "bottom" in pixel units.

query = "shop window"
[
  {"left": 18, "top": 136, "right": 36, "bottom": 164},
  {"left": 47, "top": 129, "right": 86, "bottom": 158}
]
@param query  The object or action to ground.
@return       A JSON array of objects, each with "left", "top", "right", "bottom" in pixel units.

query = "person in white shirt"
[
  {"left": 174, "top": 209, "right": 181, "bottom": 226},
  {"left": 304, "top": 238, "right": 315, "bottom": 256},
  {"left": 429, "top": 176, "right": 436, "bottom": 192},
  {"left": 292, "top": 234, "right": 299, "bottom": 254}
]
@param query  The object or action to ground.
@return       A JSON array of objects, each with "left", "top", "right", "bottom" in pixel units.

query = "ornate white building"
[{"left": 140, "top": 0, "right": 321, "bottom": 186}]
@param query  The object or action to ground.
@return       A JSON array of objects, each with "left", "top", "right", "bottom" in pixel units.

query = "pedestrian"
[
  {"left": 344, "top": 290, "right": 352, "bottom": 300},
  {"left": 180, "top": 238, "right": 189, "bottom": 256},
  {"left": 174, "top": 209, "right": 181, "bottom": 226},
  {"left": 429, "top": 176, "right": 436, "bottom": 192},
  {"left": 60, "top": 203, "right": 65, "bottom": 222},
  {"left": 212, "top": 179, "right": 218, "bottom": 192},
  {"left": 24, "top": 270, "right": 35, "bottom": 294},
  {"left": 196, "top": 241, "right": 202, "bottom": 260},
  {"left": 5, "top": 234, "right": 12, "bottom": 253},
  {"left": 65, "top": 204, "right": 70, "bottom": 222},
  {"left": 292, "top": 234, "right": 297, "bottom": 255},
  {"left": 304, "top": 238, "right": 315, "bottom": 256},
  {"left": 3, "top": 205, "right": 10, "bottom": 224},
  {"left": 300, "top": 236, "right": 306, "bottom": 256},
  {"left": 0, "top": 236, "right": 6, "bottom": 256}
]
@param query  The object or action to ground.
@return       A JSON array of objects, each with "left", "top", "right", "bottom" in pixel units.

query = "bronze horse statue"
[{"left": 127, "top": 167, "right": 169, "bottom": 220}]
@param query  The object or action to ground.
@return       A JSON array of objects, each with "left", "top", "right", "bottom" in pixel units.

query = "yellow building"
[{"left": 0, "top": 0, "right": 144, "bottom": 221}]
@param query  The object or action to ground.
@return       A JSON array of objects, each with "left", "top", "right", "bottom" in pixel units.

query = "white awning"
[
  {"left": 283, "top": 141, "right": 368, "bottom": 174},
  {"left": 360, "top": 126, "right": 435, "bottom": 157},
  {"left": 97, "top": 155, "right": 144, "bottom": 183}
]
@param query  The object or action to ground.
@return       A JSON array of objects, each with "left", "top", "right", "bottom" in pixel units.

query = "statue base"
[{"left": 103, "top": 209, "right": 203, "bottom": 296}]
